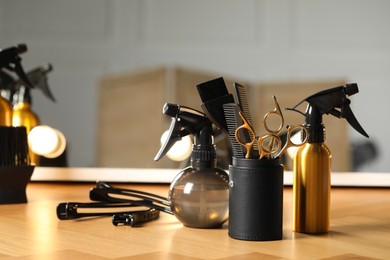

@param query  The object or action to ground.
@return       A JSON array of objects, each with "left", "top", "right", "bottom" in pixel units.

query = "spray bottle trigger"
[
  {"left": 342, "top": 104, "right": 369, "bottom": 138},
  {"left": 154, "top": 118, "right": 188, "bottom": 161},
  {"left": 27, "top": 64, "right": 56, "bottom": 102}
]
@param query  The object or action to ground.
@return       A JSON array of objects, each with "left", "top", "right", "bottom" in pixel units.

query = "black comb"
[
  {"left": 233, "top": 83, "right": 253, "bottom": 124},
  {"left": 233, "top": 83, "right": 259, "bottom": 157},
  {"left": 223, "top": 103, "right": 244, "bottom": 158}
]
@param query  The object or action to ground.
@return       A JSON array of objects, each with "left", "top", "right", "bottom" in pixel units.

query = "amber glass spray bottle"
[{"left": 287, "top": 84, "right": 369, "bottom": 234}]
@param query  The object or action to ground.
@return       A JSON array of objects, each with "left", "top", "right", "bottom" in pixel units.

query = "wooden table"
[{"left": 0, "top": 182, "right": 389, "bottom": 259}]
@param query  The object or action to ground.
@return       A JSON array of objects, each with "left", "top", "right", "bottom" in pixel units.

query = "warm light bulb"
[
  {"left": 160, "top": 130, "right": 192, "bottom": 161},
  {"left": 28, "top": 125, "right": 66, "bottom": 158}
]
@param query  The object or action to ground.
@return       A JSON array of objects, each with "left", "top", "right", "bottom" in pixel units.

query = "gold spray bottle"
[
  {"left": 287, "top": 84, "right": 369, "bottom": 234},
  {"left": 12, "top": 87, "right": 41, "bottom": 164},
  {"left": 0, "top": 95, "right": 12, "bottom": 126},
  {"left": 12, "top": 64, "right": 55, "bottom": 165},
  {"left": 0, "top": 44, "right": 33, "bottom": 126},
  {"left": 0, "top": 72, "right": 13, "bottom": 126}
]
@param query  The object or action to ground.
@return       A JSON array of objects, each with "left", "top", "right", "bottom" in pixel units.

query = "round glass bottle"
[{"left": 169, "top": 133, "right": 229, "bottom": 228}]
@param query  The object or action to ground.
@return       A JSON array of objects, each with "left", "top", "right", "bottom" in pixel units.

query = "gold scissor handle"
[
  {"left": 235, "top": 112, "right": 257, "bottom": 159},
  {"left": 257, "top": 134, "right": 282, "bottom": 159},
  {"left": 263, "top": 96, "right": 284, "bottom": 135},
  {"left": 275, "top": 124, "right": 309, "bottom": 158}
]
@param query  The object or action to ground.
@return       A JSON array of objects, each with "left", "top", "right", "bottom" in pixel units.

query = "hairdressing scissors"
[
  {"left": 262, "top": 96, "right": 285, "bottom": 157},
  {"left": 235, "top": 111, "right": 281, "bottom": 159},
  {"left": 263, "top": 96, "right": 284, "bottom": 135},
  {"left": 274, "top": 124, "right": 308, "bottom": 158},
  {"left": 235, "top": 96, "right": 308, "bottom": 159}
]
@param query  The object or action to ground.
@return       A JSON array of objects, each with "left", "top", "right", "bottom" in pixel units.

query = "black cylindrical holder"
[
  {"left": 0, "top": 166, "right": 34, "bottom": 204},
  {"left": 228, "top": 158, "right": 283, "bottom": 241}
]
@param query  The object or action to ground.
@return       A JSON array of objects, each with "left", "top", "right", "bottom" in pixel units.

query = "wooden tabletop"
[{"left": 0, "top": 182, "right": 389, "bottom": 259}]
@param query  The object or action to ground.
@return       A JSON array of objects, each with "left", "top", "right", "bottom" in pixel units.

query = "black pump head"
[
  {"left": 0, "top": 44, "right": 33, "bottom": 89},
  {"left": 154, "top": 103, "right": 213, "bottom": 161},
  {"left": 286, "top": 83, "right": 369, "bottom": 139}
]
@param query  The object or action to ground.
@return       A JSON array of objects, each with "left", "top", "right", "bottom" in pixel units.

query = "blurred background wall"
[{"left": 0, "top": 0, "right": 388, "bottom": 171}]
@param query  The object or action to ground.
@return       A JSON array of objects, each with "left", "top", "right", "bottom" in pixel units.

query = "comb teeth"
[
  {"left": 233, "top": 83, "right": 259, "bottom": 155},
  {"left": 233, "top": 83, "right": 253, "bottom": 124},
  {"left": 223, "top": 103, "right": 244, "bottom": 159}
]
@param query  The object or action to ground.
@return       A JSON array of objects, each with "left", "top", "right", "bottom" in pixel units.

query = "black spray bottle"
[
  {"left": 154, "top": 103, "right": 229, "bottom": 228},
  {"left": 287, "top": 83, "right": 369, "bottom": 233}
]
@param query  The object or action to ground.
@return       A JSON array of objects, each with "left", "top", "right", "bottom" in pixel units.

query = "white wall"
[{"left": 0, "top": 0, "right": 389, "bottom": 171}]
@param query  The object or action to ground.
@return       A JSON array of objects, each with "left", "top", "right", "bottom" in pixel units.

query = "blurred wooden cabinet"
[{"left": 97, "top": 66, "right": 241, "bottom": 168}]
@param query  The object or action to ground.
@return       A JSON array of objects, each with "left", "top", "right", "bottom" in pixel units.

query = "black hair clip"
[
  {"left": 89, "top": 182, "right": 173, "bottom": 215},
  {"left": 56, "top": 182, "right": 172, "bottom": 228},
  {"left": 112, "top": 209, "right": 160, "bottom": 227},
  {"left": 56, "top": 201, "right": 139, "bottom": 220}
]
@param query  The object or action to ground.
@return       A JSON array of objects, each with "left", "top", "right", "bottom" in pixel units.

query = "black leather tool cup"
[{"left": 228, "top": 158, "right": 283, "bottom": 241}]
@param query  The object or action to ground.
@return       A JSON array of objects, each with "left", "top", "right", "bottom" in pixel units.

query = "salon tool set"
[
  {"left": 198, "top": 79, "right": 292, "bottom": 240},
  {"left": 55, "top": 76, "right": 369, "bottom": 240}
]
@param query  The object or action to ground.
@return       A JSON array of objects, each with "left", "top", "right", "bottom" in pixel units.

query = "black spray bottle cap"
[
  {"left": 154, "top": 103, "right": 216, "bottom": 166},
  {"left": 13, "top": 63, "right": 56, "bottom": 104},
  {"left": 286, "top": 83, "right": 369, "bottom": 143},
  {"left": 0, "top": 44, "right": 34, "bottom": 89}
]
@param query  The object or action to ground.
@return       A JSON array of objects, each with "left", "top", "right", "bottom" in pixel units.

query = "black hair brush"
[{"left": 196, "top": 77, "right": 234, "bottom": 133}]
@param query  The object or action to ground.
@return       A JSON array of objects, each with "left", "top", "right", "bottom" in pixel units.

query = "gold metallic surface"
[
  {"left": 12, "top": 102, "right": 40, "bottom": 165},
  {"left": 0, "top": 98, "right": 12, "bottom": 126},
  {"left": 293, "top": 143, "right": 332, "bottom": 233}
]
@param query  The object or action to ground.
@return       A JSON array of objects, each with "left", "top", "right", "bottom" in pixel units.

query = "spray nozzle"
[
  {"left": 286, "top": 83, "right": 369, "bottom": 139},
  {"left": 0, "top": 44, "right": 33, "bottom": 89},
  {"left": 14, "top": 63, "right": 56, "bottom": 102},
  {"left": 344, "top": 83, "right": 359, "bottom": 96},
  {"left": 154, "top": 103, "right": 212, "bottom": 161}
]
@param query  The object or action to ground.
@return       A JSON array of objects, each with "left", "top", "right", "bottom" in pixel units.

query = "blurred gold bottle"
[
  {"left": 0, "top": 97, "right": 12, "bottom": 126},
  {"left": 293, "top": 142, "right": 331, "bottom": 233},
  {"left": 12, "top": 87, "right": 40, "bottom": 165}
]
